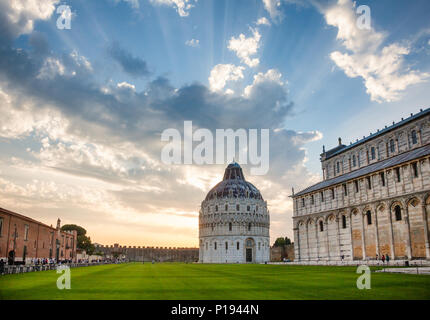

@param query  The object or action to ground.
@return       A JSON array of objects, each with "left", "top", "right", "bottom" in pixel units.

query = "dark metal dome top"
[{"left": 205, "top": 162, "right": 263, "bottom": 201}]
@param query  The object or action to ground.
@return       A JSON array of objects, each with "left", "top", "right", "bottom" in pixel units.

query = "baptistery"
[{"left": 199, "top": 162, "right": 270, "bottom": 263}]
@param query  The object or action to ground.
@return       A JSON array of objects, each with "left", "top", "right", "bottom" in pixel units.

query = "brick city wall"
[
  {"left": 95, "top": 243, "right": 199, "bottom": 262},
  {"left": 270, "top": 244, "right": 295, "bottom": 262}
]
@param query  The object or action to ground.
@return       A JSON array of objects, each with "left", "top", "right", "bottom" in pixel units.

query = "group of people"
[
  {"left": 31, "top": 258, "right": 57, "bottom": 265},
  {"left": 376, "top": 254, "right": 391, "bottom": 263}
]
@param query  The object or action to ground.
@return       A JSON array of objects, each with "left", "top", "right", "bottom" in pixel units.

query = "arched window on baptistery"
[{"left": 319, "top": 220, "right": 324, "bottom": 232}]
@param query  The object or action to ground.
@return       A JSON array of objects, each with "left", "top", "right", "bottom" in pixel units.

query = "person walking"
[
  {"left": 382, "top": 254, "right": 386, "bottom": 264},
  {"left": 0, "top": 259, "right": 5, "bottom": 275},
  {"left": 386, "top": 254, "right": 390, "bottom": 264}
]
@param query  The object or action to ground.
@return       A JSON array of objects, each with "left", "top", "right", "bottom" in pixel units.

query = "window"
[
  {"left": 395, "top": 167, "right": 401, "bottom": 182},
  {"left": 248, "top": 223, "right": 251, "bottom": 231},
  {"left": 258, "top": 242, "right": 261, "bottom": 250},
  {"left": 229, "top": 223, "right": 232, "bottom": 231},
  {"left": 357, "top": 154, "right": 361, "bottom": 167},
  {"left": 366, "top": 211, "right": 372, "bottom": 225},
  {"left": 214, "top": 242, "right": 217, "bottom": 250},
  {"left": 336, "top": 162, "right": 340, "bottom": 173},
  {"left": 0, "top": 217, "right": 3, "bottom": 236},
  {"left": 343, "top": 184, "right": 347, "bottom": 196},
  {"left": 311, "top": 195, "right": 314, "bottom": 205},
  {"left": 237, "top": 242, "right": 240, "bottom": 250},
  {"left": 320, "top": 191, "right": 324, "bottom": 202},
  {"left": 331, "top": 188, "right": 335, "bottom": 199},
  {"left": 355, "top": 180, "right": 359, "bottom": 193},
  {"left": 389, "top": 139, "right": 395, "bottom": 153},
  {"left": 371, "top": 147, "right": 375, "bottom": 160},
  {"left": 302, "top": 198, "right": 305, "bottom": 207},
  {"left": 24, "top": 225, "right": 29, "bottom": 241},
  {"left": 256, "top": 206, "right": 259, "bottom": 212},
  {"left": 394, "top": 205, "right": 402, "bottom": 221},
  {"left": 319, "top": 221, "right": 324, "bottom": 232},
  {"left": 225, "top": 204, "right": 228, "bottom": 211},
  {"left": 247, "top": 205, "right": 250, "bottom": 211},
  {"left": 333, "top": 164, "right": 336, "bottom": 176},
  {"left": 342, "top": 215, "right": 347, "bottom": 229},
  {"left": 215, "top": 205, "right": 218, "bottom": 212},
  {"left": 352, "top": 155, "right": 356, "bottom": 167},
  {"left": 367, "top": 176, "right": 372, "bottom": 190},
  {"left": 412, "top": 162, "right": 418, "bottom": 178},
  {"left": 236, "top": 204, "right": 239, "bottom": 211},
  {"left": 411, "top": 130, "right": 417, "bottom": 144},
  {"left": 380, "top": 172, "right": 385, "bottom": 186},
  {"left": 225, "top": 242, "right": 228, "bottom": 250}
]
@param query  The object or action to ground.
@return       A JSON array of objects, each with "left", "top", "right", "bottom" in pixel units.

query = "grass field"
[{"left": 1, "top": 263, "right": 429, "bottom": 300}]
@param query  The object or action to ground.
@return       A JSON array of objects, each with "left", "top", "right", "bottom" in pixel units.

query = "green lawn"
[{"left": 0, "top": 263, "right": 429, "bottom": 300}]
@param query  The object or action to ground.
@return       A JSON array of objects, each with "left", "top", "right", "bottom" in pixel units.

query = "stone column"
[
  {"left": 388, "top": 205, "right": 395, "bottom": 259},
  {"left": 305, "top": 223, "right": 311, "bottom": 261},
  {"left": 422, "top": 203, "right": 430, "bottom": 259},
  {"left": 315, "top": 220, "right": 320, "bottom": 260},
  {"left": 336, "top": 214, "right": 341, "bottom": 260},
  {"left": 348, "top": 211, "right": 354, "bottom": 261},
  {"left": 405, "top": 204, "right": 412, "bottom": 260},
  {"left": 374, "top": 205, "right": 380, "bottom": 258},
  {"left": 325, "top": 220, "right": 330, "bottom": 261},
  {"left": 294, "top": 227, "right": 300, "bottom": 261},
  {"left": 360, "top": 212, "right": 366, "bottom": 260}
]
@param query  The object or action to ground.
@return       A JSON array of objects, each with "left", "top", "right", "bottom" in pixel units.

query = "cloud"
[
  {"left": 228, "top": 28, "right": 261, "bottom": 67},
  {"left": 185, "top": 38, "right": 200, "bottom": 47},
  {"left": 108, "top": 42, "right": 150, "bottom": 78},
  {"left": 0, "top": 5, "right": 321, "bottom": 245},
  {"left": 149, "top": 0, "right": 197, "bottom": 17},
  {"left": 323, "top": 0, "right": 429, "bottom": 102},
  {"left": 208, "top": 64, "right": 245, "bottom": 92},
  {"left": 0, "top": 0, "right": 59, "bottom": 40},
  {"left": 262, "top": 0, "right": 282, "bottom": 21},
  {"left": 256, "top": 17, "right": 271, "bottom": 26}
]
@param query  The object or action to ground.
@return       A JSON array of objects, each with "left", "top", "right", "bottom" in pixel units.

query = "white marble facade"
[
  {"left": 199, "top": 163, "right": 270, "bottom": 263},
  {"left": 292, "top": 109, "right": 430, "bottom": 261}
]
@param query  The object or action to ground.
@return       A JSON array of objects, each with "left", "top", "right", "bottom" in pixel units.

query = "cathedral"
[
  {"left": 199, "top": 162, "right": 270, "bottom": 263},
  {"left": 292, "top": 108, "right": 430, "bottom": 261}
]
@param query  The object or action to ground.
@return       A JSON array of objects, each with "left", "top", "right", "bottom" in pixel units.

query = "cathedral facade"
[
  {"left": 199, "top": 163, "right": 270, "bottom": 263},
  {"left": 292, "top": 108, "right": 430, "bottom": 261}
]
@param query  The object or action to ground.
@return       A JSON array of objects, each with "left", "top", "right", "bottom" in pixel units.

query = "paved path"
[{"left": 375, "top": 267, "right": 430, "bottom": 275}]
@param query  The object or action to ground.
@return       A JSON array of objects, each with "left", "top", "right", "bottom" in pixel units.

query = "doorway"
[
  {"left": 245, "top": 238, "right": 255, "bottom": 263},
  {"left": 246, "top": 248, "right": 252, "bottom": 262}
]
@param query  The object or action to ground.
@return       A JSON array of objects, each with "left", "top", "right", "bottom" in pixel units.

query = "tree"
[
  {"left": 61, "top": 224, "right": 94, "bottom": 253},
  {"left": 273, "top": 237, "right": 286, "bottom": 247},
  {"left": 273, "top": 236, "right": 292, "bottom": 247}
]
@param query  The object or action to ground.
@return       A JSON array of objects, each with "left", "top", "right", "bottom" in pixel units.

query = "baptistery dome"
[{"left": 199, "top": 162, "right": 270, "bottom": 263}]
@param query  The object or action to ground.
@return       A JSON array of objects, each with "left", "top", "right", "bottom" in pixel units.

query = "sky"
[{"left": 0, "top": 0, "right": 429, "bottom": 247}]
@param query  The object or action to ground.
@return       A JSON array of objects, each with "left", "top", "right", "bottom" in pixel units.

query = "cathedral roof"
[
  {"left": 205, "top": 162, "right": 263, "bottom": 201},
  {"left": 323, "top": 107, "right": 430, "bottom": 160},
  {"left": 294, "top": 143, "right": 430, "bottom": 197}
]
